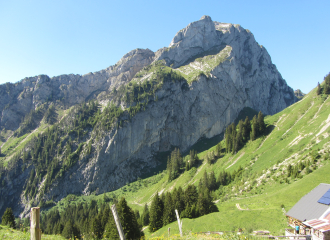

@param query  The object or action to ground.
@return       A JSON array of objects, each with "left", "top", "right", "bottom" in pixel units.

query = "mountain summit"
[{"left": 0, "top": 16, "right": 295, "bottom": 217}]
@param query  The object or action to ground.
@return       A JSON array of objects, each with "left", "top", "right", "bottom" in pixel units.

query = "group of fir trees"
[
  {"left": 186, "top": 150, "right": 199, "bottom": 171},
  {"left": 40, "top": 197, "right": 142, "bottom": 240},
  {"left": 149, "top": 166, "right": 246, "bottom": 233},
  {"left": 317, "top": 72, "right": 330, "bottom": 95},
  {"left": 166, "top": 148, "right": 184, "bottom": 181},
  {"left": 167, "top": 149, "right": 199, "bottom": 182},
  {"left": 148, "top": 184, "right": 218, "bottom": 233},
  {"left": 225, "top": 111, "right": 266, "bottom": 154}
]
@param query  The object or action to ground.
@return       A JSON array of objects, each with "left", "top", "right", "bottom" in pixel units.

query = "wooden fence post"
[
  {"left": 168, "top": 227, "right": 170, "bottom": 239},
  {"left": 111, "top": 204, "right": 126, "bottom": 240},
  {"left": 30, "top": 207, "right": 41, "bottom": 240},
  {"left": 175, "top": 209, "right": 183, "bottom": 237}
]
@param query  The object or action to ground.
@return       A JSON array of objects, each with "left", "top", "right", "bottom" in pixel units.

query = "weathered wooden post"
[
  {"left": 168, "top": 227, "right": 171, "bottom": 239},
  {"left": 30, "top": 207, "right": 41, "bottom": 240},
  {"left": 175, "top": 209, "right": 183, "bottom": 237},
  {"left": 111, "top": 204, "right": 126, "bottom": 240}
]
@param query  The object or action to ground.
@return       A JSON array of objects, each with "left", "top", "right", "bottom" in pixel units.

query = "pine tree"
[
  {"left": 250, "top": 115, "right": 258, "bottom": 141},
  {"left": 104, "top": 213, "right": 119, "bottom": 240},
  {"left": 243, "top": 116, "right": 251, "bottom": 141},
  {"left": 231, "top": 123, "right": 237, "bottom": 154},
  {"left": 1, "top": 208, "right": 16, "bottom": 229},
  {"left": 101, "top": 204, "right": 110, "bottom": 233},
  {"left": 173, "top": 187, "right": 185, "bottom": 214},
  {"left": 202, "top": 171, "right": 209, "bottom": 190},
  {"left": 208, "top": 171, "right": 217, "bottom": 191},
  {"left": 167, "top": 156, "right": 172, "bottom": 181},
  {"left": 62, "top": 220, "right": 79, "bottom": 239},
  {"left": 141, "top": 204, "right": 150, "bottom": 226},
  {"left": 149, "top": 193, "right": 164, "bottom": 232},
  {"left": 216, "top": 142, "right": 221, "bottom": 157},
  {"left": 117, "top": 197, "right": 141, "bottom": 240},
  {"left": 287, "top": 164, "right": 293, "bottom": 177},
  {"left": 184, "top": 185, "right": 198, "bottom": 208},
  {"left": 324, "top": 83, "right": 330, "bottom": 95},
  {"left": 217, "top": 171, "right": 231, "bottom": 186},
  {"left": 317, "top": 82, "right": 322, "bottom": 95},
  {"left": 257, "top": 111, "right": 266, "bottom": 135},
  {"left": 225, "top": 125, "right": 232, "bottom": 153},
  {"left": 162, "top": 192, "right": 175, "bottom": 226}
]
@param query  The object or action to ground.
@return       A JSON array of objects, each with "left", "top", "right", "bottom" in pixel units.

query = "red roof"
[
  {"left": 325, "top": 212, "right": 330, "bottom": 221},
  {"left": 304, "top": 219, "right": 330, "bottom": 232},
  {"left": 317, "top": 224, "right": 330, "bottom": 232}
]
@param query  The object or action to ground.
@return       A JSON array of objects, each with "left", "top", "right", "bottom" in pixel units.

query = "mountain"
[
  {"left": 0, "top": 16, "right": 295, "bottom": 217},
  {"left": 294, "top": 89, "right": 306, "bottom": 100}
]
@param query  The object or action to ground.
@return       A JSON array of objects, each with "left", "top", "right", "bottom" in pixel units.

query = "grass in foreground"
[{"left": 0, "top": 225, "right": 65, "bottom": 240}]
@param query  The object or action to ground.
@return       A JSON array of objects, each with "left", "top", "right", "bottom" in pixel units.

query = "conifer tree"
[
  {"left": 62, "top": 220, "right": 79, "bottom": 239},
  {"left": 101, "top": 204, "right": 110, "bottom": 233},
  {"left": 141, "top": 204, "right": 150, "bottom": 226},
  {"left": 243, "top": 116, "right": 251, "bottom": 141},
  {"left": 202, "top": 171, "right": 209, "bottom": 190},
  {"left": 1, "top": 208, "right": 16, "bottom": 229},
  {"left": 225, "top": 125, "right": 232, "bottom": 153},
  {"left": 217, "top": 171, "right": 231, "bottom": 186},
  {"left": 317, "top": 82, "right": 322, "bottom": 95},
  {"left": 149, "top": 193, "right": 164, "bottom": 232},
  {"left": 250, "top": 115, "right": 258, "bottom": 141},
  {"left": 184, "top": 185, "right": 198, "bottom": 208},
  {"left": 173, "top": 187, "right": 185, "bottom": 214},
  {"left": 117, "top": 197, "right": 141, "bottom": 240},
  {"left": 167, "top": 156, "right": 172, "bottom": 181},
  {"left": 258, "top": 111, "right": 266, "bottom": 135},
  {"left": 104, "top": 213, "right": 119, "bottom": 239},
  {"left": 163, "top": 192, "right": 175, "bottom": 226},
  {"left": 231, "top": 123, "right": 237, "bottom": 153},
  {"left": 216, "top": 142, "right": 221, "bottom": 157},
  {"left": 208, "top": 171, "right": 217, "bottom": 191},
  {"left": 324, "top": 83, "right": 330, "bottom": 95}
]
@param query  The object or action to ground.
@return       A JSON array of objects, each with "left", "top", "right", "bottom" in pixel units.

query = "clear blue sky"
[{"left": 0, "top": 0, "right": 329, "bottom": 94}]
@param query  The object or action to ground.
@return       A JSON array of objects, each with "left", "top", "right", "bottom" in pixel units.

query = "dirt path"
[
  {"left": 236, "top": 203, "right": 248, "bottom": 210},
  {"left": 4, "top": 128, "right": 40, "bottom": 163},
  {"left": 226, "top": 152, "right": 245, "bottom": 169},
  {"left": 132, "top": 200, "right": 144, "bottom": 207},
  {"left": 0, "top": 132, "right": 14, "bottom": 148},
  {"left": 148, "top": 188, "right": 165, "bottom": 205},
  {"left": 316, "top": 114, "right": 330, "bottom": 137},
  {"left": 311, "top": 96, "right": 329, "bottom": 123},
  {"left": 282, "top": 101, "right": 314, "bottom": 137},
  {"left": 257, "top": 115, "right": 286, "bottom": 150}
]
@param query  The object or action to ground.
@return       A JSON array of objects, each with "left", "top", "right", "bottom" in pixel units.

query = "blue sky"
[{"left": 0, "top": 0, "right": 329, "bottom": 94}]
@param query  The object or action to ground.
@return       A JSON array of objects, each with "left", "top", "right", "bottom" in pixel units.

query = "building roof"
[
  {"left": 286, "top": 183, "right": 330, "bottom": 222},
  {"left": 303, "top": 219, "right": 330, "bottom": 232}
]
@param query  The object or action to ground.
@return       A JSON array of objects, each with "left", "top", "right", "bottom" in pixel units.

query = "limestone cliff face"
[
  {"left": 0, "top": 16, "right": 295, "bottom": 217},
  {"left": 155, "top": 16, "right": 293, "bottom": 114}
]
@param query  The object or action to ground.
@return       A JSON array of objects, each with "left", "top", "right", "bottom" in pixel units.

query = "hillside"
[
  {"left": 27, "top": 76, "right": 330, "bottom": 239},
  {"left": 0, "top": 15, "right": 295, "bottom": 218}
]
